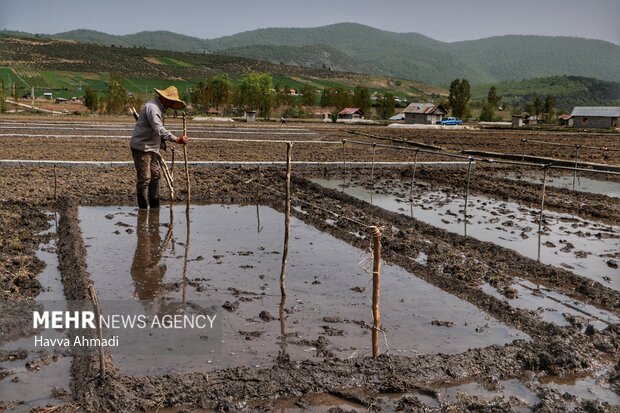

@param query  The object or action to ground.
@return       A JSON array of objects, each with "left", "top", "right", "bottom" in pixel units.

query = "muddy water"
[
  {"left": 538, "top": 370, "right": 619, "bottom": 405},
  {"left": 0, "top": 213, "right": 72, "bottom": 412},
  {"left": 310, "top": 179, "right": 619, "bottom": 290},
  {"left": 79, "top": 205, "right": 526, "bottom": 375},
  {"left": 482, "top": 278, "right": 619, "bottom": 330},
  {"left": 503, "top": 172, "right": 620, "bottom": 198},
  {"left": 271, "top": 378, "right": 540, "bottom": 412}
]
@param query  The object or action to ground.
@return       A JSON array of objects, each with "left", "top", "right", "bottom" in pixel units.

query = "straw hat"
[{"left": 154, "top": 86, "right": 186, "bottom": 110}]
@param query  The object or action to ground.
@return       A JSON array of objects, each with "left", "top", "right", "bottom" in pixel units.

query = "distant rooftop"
[
  {"left": 570, "top": 107, "right": 620, "bottom": 117},
  {"left": 403, "top": 103, "right": 447, "bottom": 114},
  {"left": 338, "top": 107, "right": 363, "bottom": 115}
]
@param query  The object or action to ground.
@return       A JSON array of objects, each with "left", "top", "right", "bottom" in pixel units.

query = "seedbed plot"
[
  {"left": 0, "top": 208, "right": 73, "bottom": 412},
  {"left": 309, "top": 176, "right": 619, "bottom": 288},
  {"left": 78, "top": 203, "right": 525, "bottom": 375}
]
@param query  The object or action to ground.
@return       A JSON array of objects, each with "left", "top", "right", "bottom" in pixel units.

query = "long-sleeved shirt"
[{"left": 129, "top": 98, "right": 177, "bottom": 152}]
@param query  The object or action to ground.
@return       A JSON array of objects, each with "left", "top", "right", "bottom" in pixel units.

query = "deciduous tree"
[
  {"left": 0, "top": 80, "right": 5, "bottom": 113},
  {"left": 300, "top": 84, "right": 317, "bottom": 107},
  {"left": 83, "top": 86, "right": 99, "bottom": 113},
  {"left": 104, "top": 73, "right": 128, "bottom": 114},
  {"left": 237, "top": 73, "right": 273, "bottom": 117},
  {"left": 352, "top": 86, "right": 371, "bottom": 113},
  {"left": 487, "top": 86, "right": 501, "bottom": 109},
  {"left": 209, "top": 74, "right": 231, "bottom": 110},
  {"left": 448, "top": 78, "right": 470, "bottom": 119},
  {"left": 378, "top": 93, "right": 395, "bottom": 119}
]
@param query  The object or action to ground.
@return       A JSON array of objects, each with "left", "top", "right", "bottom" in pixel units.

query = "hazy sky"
[{"left": 1, "top": 0, "right": 619, "bottom": 44}]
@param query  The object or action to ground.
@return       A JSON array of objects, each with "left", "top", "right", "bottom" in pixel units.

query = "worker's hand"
[{"left": 176, "top": 135, "right": 188, "bottom": 145}]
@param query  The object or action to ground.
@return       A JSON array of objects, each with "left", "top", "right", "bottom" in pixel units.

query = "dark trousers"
[
  {"left": 131, "top": 148, "right": 161, "bottom": 189},
  {"left": 131, "top": 148, "right": 161, "bottom": 208}
]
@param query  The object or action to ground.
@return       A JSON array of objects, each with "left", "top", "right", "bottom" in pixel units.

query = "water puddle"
[
  {"left": 0, "top": 212, "right": 72, "bottom": 412},
  {"left": 504, "top": 172, "right": 620, "bottom": 198},
  {"left": 272, "top": 378, "right": 540, "bottom": 412},
  {"left": 482, "top": 279, "right": 619, "bottom": 329},
  {"left": 79, "top": 205, "right": 527, "bottom": 375},
  {"left": 310, "top": 178, "right": 619, "bottom": 290},
  {"left": 538, "top": 370, "right": 619, "bottom": 405}
]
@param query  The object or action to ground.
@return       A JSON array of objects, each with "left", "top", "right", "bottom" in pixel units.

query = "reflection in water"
[
  {"left": 256, "top": 204, "right": 263, "bottom": 233},
  {"left": 131, "top": 210, "right": 166, "bottom": 300},
  {"left": 182, "top": 208, "right": 190, "bottom": 306},
  {"left": 278, "top": 294, "right": 288, "bottom": 362}
]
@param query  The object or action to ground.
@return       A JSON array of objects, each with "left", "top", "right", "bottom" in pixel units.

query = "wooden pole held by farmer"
[{"left": 182, "top": 112, "right": 191, "bottom": 209}]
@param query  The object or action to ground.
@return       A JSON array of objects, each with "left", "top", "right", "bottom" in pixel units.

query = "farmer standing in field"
[{"left": 130, "top": 86, "right": 188, "bottom": 209}]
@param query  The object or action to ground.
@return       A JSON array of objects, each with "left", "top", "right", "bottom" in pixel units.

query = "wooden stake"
[
  {"left": 370, "top": 143, "right": 377, "bottom": 186},
  {"left": 87, "top": 284, "right": 105, "bottom": 380},
  {"left": 573, "top": 145, "right": 581, "bottom": 190},
  {"left": 538, "top": 165, "right": 549, "bottom": 262},
  {"left": 279, "top": 142, "right": 293, "bottom": 298},
  {"left": 409, "top": 149, "right": 419, "bottom": 200},
  {"left": 370, "top": 226, "right": 382, "bottom": 358},
  {"left": 53, "top": 164, "right": 57, "bottom": 200},
  {"left": 182, "top": 113, "right": 190, "bottom": 209},
  {"left": 342, "top": 139, "right": 347, "bottom": 188},
  {"left": 464, "top": 157, "right": 474, "bottom": 219}
]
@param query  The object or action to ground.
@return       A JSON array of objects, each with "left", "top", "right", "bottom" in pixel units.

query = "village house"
[
  {"left": 569, "top": 107, "right": 620, "bottom": 128},
  {"left": 207, "top": 107, "right": 221, "bottom": 116},
  {"left": 338, "top": 108, "right": 364, "bottom": 120},
  {"left": 557, "top": 114, "right": 572, "bottom": 126},
  {"left": 403, "top": 103, "right": 447, "bottom": 125}
]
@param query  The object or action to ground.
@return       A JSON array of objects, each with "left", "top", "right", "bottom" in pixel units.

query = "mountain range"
[{"left": 5, "top": 23, "right": 619, "bottom": 86}]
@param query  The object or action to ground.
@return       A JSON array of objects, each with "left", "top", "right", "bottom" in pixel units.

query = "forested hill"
[
  {"left": 10, "top": 23, "right": 618, "bottom": 85},
  {"left": 472, "top": 76, "right": 620, "bottom": 112}
]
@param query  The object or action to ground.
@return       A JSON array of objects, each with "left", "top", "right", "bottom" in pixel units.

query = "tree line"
[{"left": 80, "top": 72, "right": 404, "bottom": 119}]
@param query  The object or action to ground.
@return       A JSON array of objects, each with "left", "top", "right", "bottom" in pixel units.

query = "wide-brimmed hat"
[{"left": 154, "top": 86, "right": 186, "bottom": 110}]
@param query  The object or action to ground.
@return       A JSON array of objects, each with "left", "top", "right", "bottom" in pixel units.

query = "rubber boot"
[
  {"left": 148, "top": 181, "right": 160, "bottom": 209},
  {"left": 137, "top": 185, "right": 149, "bottom": 209}
]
